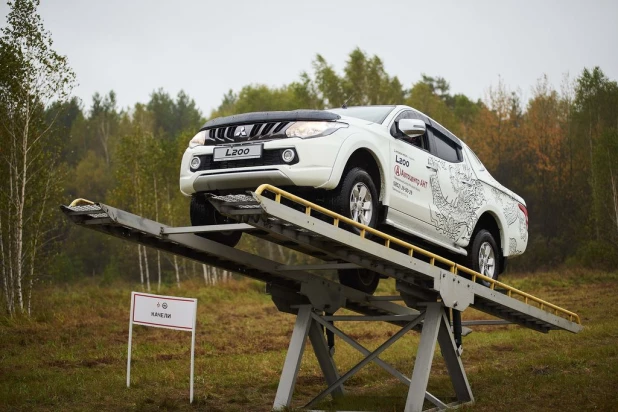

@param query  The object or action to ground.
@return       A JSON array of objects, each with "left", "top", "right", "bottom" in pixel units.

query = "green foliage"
[
  {"left": 592, "top": 129, "right": 618, "bottom": 247},
  {"left": 340, "top": 49, "right": 405, "bottom": 105},
  {"left": 100, "top": 257, "right": 121, "bottom": 286},
  {"left": 420, "top": 74, "right": 453, "bottom": 105},
  {"left": 406, "top": 82, "right": 460, "bottom": 134},
  {"left": 89, "top": 91, "right": 119, "bottom": 165},
  {"left": 210, "top": 48, "right": 405, "bottom": 117},
  {"left": 147, "top": 89, "right": 202, "bottom": 139},
  {"left": 66, "top": 150, "right": 112, "bottom": 200},
  {"left": 567, "top": 240, "right": 618, "bottom": 271},
  {"left": 509, "top": 235, "right": 566, "bottom": 272},
  {"left": 47, "top": 252, "right": 84, "bottom": 283},
  {"left": 0, "top": 0, "right": 76, "bottom": 315},
  {"left": 0, "top": 0, "right": 76, "bottom": 102},
  {"left": 210, "top": 81, "right": 322, "bottom": 118},
  {"left": 571, "top": 68, "right": 618, "bottom": 243}
]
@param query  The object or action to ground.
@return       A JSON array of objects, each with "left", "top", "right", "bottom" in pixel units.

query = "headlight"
[
  {"left": 188, "top": 131, "right": 206, "bottom": 148},
  {"left": 285, "top": 121, "right": 347, "bottom": 139}
]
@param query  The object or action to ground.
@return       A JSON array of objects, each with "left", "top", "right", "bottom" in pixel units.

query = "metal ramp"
[{"left": 61, "top": 185, "right": 581, "bottom": 411}]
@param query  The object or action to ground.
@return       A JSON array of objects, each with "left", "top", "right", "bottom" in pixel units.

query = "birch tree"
[
  {"left": 90, "top": 91, "right": 118, "bottom": 166},
  {"left": 0, "top": 0, "right": 75, "bottom": 315}
]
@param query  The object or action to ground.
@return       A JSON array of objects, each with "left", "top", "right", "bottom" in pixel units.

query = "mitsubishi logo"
[{"left": 234, "top": 126, "right": 247, "bottom": 137}]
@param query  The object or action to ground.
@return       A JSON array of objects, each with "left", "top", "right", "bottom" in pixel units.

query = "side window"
[
  {"left": 390, "top": 110, "right": 428, "bottom": 150},
  {"left": 465, "top": 146, "right": 486, "bottom": 171},
  {"left": 431, "top": 128, "right": 462, "bottom": 163}
]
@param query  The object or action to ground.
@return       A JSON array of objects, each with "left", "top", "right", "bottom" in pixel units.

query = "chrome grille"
[{"left": 204, "top": 122, "right": 290, "bottom": 145}]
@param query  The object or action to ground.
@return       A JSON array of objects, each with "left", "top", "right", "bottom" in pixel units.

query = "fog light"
[
  {"left": 282, "top": 149, "right": 295, "bottom": 163},
  {"left": 190, "top": 156, "right": 201, "bottom": 169}
]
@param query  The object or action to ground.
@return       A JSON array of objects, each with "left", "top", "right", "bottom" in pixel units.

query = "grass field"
[{"left": 1, "top": 269, "right": 617, "bottom": 411}]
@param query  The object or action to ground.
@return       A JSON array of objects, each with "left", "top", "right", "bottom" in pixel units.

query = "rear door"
[{"left": 425, "top": 124, "right": 480, "bottom": 246}]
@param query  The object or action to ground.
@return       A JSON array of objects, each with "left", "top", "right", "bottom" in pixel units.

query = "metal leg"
[
  {"left": 405, "top": 303, "right": 443, "bottom": 412},
  {"left": 308, "top": 320, "right": 345, "bottom": 398},
  {"left": 438, "top": 311, "right": 473, "bottom": 403},
  {"left": 273, "top": 306, "right": 313, "bottom": 410},
  {"left": 452, "top": 309, "right": 462, "bottom": 348}
]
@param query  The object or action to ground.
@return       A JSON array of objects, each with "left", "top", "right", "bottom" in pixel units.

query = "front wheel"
[
  {"left": 190, "top": 194, "right": 243, "bottom": 248},
  {"left": 338, "top": 268, "right": 380, "bottom": 294},
  {"left": 327, "top": 167, "right": 381, "bottom": 294},
  {"left": 465, "top": 229, "right": 500, "bottom": 285}
]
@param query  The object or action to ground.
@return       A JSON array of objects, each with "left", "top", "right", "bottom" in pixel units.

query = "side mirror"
[{"left": 398, "top": 119, "right": 426, "bottom": 138}]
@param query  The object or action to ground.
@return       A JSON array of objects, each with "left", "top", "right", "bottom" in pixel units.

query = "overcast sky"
[{"left": 2, "top": 0, "right": 617, "bottom": 116}]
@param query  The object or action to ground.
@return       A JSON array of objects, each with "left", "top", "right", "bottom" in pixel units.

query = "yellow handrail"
[
  {"left": 254, "top": 184, "right": 581, "bottom": 325},
  {"left": 69, "top": 198, "right": 95, "bottom": 207}
]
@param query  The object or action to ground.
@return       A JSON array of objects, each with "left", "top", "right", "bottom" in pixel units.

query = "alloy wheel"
[
  {"left": 478, "top": 241, "right": 496, "bottom": 279},
  {"left": 349, "top": 182, "right": 373, "bottom": 226}
]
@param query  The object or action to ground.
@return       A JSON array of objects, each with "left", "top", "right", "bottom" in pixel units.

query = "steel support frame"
[
  {"left": 272, "top": 303, "right": 473, "bottom": 411},
  {"left": 61, "top": 193, "right": 581, "bottom": 411}
]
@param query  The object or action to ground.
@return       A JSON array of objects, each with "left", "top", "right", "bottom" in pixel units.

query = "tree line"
[
  {"left": 212, "top": 50, "right": 618, "bottom": 272},
  {"left": 1, "top": 0, "right": 617, "bottom": 316}
]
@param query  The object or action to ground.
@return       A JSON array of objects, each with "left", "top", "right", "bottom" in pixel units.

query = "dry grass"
[{"left": 1, "top": 269, "right": 617, "bottom": 411}]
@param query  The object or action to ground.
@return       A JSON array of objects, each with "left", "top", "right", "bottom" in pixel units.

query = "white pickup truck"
[{"left": 180, "top": 105, "right": 528, "bottom": 293}]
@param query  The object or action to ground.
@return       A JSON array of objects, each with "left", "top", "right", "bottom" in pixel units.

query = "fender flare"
[
  {"left": 317, "top": 133, "right": 391, "bottom": 204},
  {"left": 472, "top": 204, "right": 508, "bottom": 256}
]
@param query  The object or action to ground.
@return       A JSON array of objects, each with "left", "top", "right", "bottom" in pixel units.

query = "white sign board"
[
  {"left": 131, "top": 292, "right": 196, "bottom": 331},
  {"left": 127, "top": 292, "right": 198, "bottom": 403}
]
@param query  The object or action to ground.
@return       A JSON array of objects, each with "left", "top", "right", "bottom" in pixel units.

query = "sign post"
[{"left": 127, "top": 292, "right": 198, "bottom": 403}]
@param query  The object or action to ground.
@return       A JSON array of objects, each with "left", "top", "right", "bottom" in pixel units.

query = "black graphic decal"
[
  {"left": 428, "top": 158, "right": 486, "bottom": 243},
  {"left": 509, "top": 238, "right": 523, "bottom": 255}
]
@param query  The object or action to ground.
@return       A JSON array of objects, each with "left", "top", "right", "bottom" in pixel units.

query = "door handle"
[
  {"left": 462, "top": 180, "right": 473, "bottom": 186},
  {"left": 426, "top": 164, "right": 438, "bottom": 171}
]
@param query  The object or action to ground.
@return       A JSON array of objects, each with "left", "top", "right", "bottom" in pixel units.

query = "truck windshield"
[{"left": 328, "top": 106, "right": 395, "bottom": 124}]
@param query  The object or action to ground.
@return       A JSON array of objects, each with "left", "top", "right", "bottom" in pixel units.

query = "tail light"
[{"left": 518, "top": 204, "right": 528, "bottom": 230}]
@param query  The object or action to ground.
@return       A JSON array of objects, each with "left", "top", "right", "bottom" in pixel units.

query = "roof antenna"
[{"left": 341, "top": 94, "right": 354, "bottom": 109}]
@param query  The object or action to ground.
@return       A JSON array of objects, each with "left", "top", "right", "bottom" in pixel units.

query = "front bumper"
[
  {"left": 193, "top": 169, "right": 293, "bottom": 191},
  {"left": 179, "top": 136, "right": 343, "bottom": 195}
]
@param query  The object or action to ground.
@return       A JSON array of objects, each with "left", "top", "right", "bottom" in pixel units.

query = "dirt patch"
[
  {"left": 156, "top": 353, "right": 180, "bottom": 361},
  {"left": 296, "top": 375, "right": 325, "bottom": 386},
  {"left": 491, "top": 343, "right": 515, "bottom": 352},
  {"left": 531, "top": 365, "right": 551, "bottom": 375},
  {"left": 47, "top": 359, "right": 73, "bottom": 368},
  {"left": 81, "top": 357, "right": 114, "bottom": 368},
  {"left": 347, "top": 330, "right": 387, "bottom": 341},
  {"left": 47, "top": 356, "right": 115, "bottom": 369}
]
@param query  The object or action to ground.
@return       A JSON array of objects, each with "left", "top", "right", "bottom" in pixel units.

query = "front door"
[{"left": 387, "top": 111, "right": 435, "bottom": 234}]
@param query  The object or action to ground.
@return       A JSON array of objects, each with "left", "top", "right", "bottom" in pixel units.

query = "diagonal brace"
[
  {"left": 305, "top": 311, "right": 426, "bottom": 408},
  {"left": 311, "top": 312, "right": 447, "bottom": 409},
  {"left": 311, "top": 312, "right": 414, "bottom": 386}
]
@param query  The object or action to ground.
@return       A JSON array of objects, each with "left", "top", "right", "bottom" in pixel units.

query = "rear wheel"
[
  {"left": 190, "top": 194, "right": 242, "bottom": 247},
  {"left": 327, "top": 167, "right": 381, "bottom": 294},
  {"left": 465, "top": 229, "right": 500, "bottom": 285}
]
